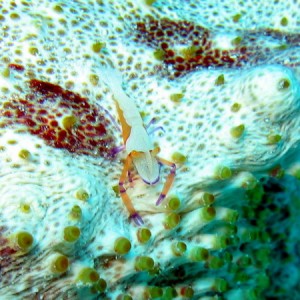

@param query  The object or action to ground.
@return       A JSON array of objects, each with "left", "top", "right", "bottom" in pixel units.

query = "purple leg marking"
[
  {"left": 119, "top": 182, "right": 126, "bottom": 194},
  {"left": 147, "top": 126, "right": 165, "bottom": 136},
  {"left": 145, "top": 117, "right": 157, "bottom": 129},
  {"left": 130, "top": 212, "right": 144, "bottom": 226},
  {"left": 156, "top": 194, "right": 166, "bottom": 206},
  {"left": 146, "top": 117, "right": 165, "bottom": 136},
  {"left": 128, "top": 169, "right": 134, "bottom": 184},
  {"left": 110, "top": 145, "right": 125, "bottom": 157},
  {"left": 119, "top": 182, "right": 143, "bottom": 225}
]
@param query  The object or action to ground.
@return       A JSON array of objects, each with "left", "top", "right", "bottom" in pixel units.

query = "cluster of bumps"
[{"left": 0, "top": 0, "right": 299, "bottom": 299}]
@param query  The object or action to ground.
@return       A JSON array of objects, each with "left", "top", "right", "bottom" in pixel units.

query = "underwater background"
[{"left": 0, "top": 0, "right": 299, "bottom": 299}]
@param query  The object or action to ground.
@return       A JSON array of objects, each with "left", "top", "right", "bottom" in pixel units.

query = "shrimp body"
[
  {"left": 100, "top": 66, "right": 143, "bottom": 129},
  {"left": 100, "top": 65, "right": 176, "bottom": 225}
]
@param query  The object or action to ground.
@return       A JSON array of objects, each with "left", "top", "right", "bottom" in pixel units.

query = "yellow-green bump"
[
  {"left": 240, "top": 173, "right": 257, "bottom": 190},
  {"left": 170, "top": 93, "right": 184, "bottom": 103},
  {"left": 75, "top": 188, "right": 89, "bottom": 201},
  {"left": 241, "top": 229, "right": 258, "bottom": 242},
  {"left": 223, "top": 224, "right": 238, "bottom": 235},
  {"left": 145, "top": 0, "right": 157, "bottom": 5},
  {"left": 69, "top": 205, "right": 82, "bottom": 220},
  {"left": 15, "top": 231, "right": 34, "bottom": 252},
  {"left": 148, "top": 265, "right": 161, "bottom": 276},
  {"left": 91, "top": 278, "right": 107, "bottom": 293},
  {"left": 207, "top": 256, "right": 224, "bottom": 269},
  {"left": 62, "top": 115, "right": 77, "bottom": 130},
  {"left": 63, "top": 226, "right": 80, "bottom": 242},
  {"left": 200, "top": 206, "right": 216, "bottom": 222},
  {"left": 51, "top": 254, "right": 69, "bottom": 274},
  {"left": 228, "top": 236, "right": 239, "bottom": 247},
  {"left": 18, "top": 149, "right": 31, "bottom": 160},
  {"left": 232, "top": 36, "right": 242, "bottom": 46},
  {"left": 215, "top": 74, "right": 225, "bottom": 85},
  {"left": 77, "top": 267, "right": 99, "bottom": 284},
  {"left": 200, "top": 192, "right": 215, "bottom": 206},
  {"left": 114, "top": 237, "right": 131, "bottom": 255},
  {"left": 234, "top": 270, "right": 250, "bottom": 283},
  {"left": 276, "top": 44, "right": 288, "bottom": 51},
  {"left": 134, "top": 256, "right": 154, "bottom": 271},
  {"left": 117, "top": 295, "right": 133, "bottom": 300},
  {"left": 164, "top": 212, "right": 180, "bottom": 229},
  {"left": 171, "top": 151, "right": 187, "bottom": 164},
  {"left": 20, "top": 203, "right": 31, "bottom": 213},
  {"left": 167, "top": 196, "right": 181, "bottom": 211},
  {"left": 221, "top": 251, "right": 233, "bottom": 263},
  {"left": 92, "top": 42, "right": 106, "bottom": 53},
  {"left": 256, "top": 272, "right": 270, "bottom": 290},
  {"left": 89, "top": 74, "right": 99, "bottom": 86},
  {"left": 258, "top": 231, "right": 271, "bottom": 243},
  {"left": 180, "top": 287, "right": 194, "bottom": 298},
  {"left": 153, "top": 49, "right": 165, "bottom": 60},
  {"left": 232, "top": 13, "right": 242, "bottom": 22},
  {"left": 213, "top": 278, "right": 228, "bottom": 292},
  {"left": 215, "top": 166, "right": 232, "bottom": 180},
  {"left": 228, "top": 263, "right": 239, "bottom": 274},
  {"left": 147, "top": 286, "right": 163, "bottom": 299},
  {"left": 293, "top": 167, "right": 300, "bottom": 180},
  {"left": 213, "top": 236, "right": 230, "bottom": 250},
  {"left": 230, "top": 124, "right": 245, "bottom": 138},
  {"left": 245, "top": 288, "right": 261, "bottom": 300},
  {"left": 223, "top": 209, "right": 239, "bottom": 223},
  {"left": 254, "top": 248, "right": 270, "bottom": 267},
  {"left": 10, "top": 13, "right": 20, "bottom": 20},
  {"left": 280, "top": 17, "right": 288, "bottom": 26},
  {"left": 189, "top": 247, "right": 209, "bottom": 262},
  {"left": 112, "top": 185, "right": 119, "bottom": 197},
  {"left": 163, "top": 287, "right": 177, "bottom": 298},
  {"left": 171, "top": 241, "right": 187, "bottom": 256},
  {"left": 231, "top": 102, "right": 241, "bottom": 112},
  {"left": 269, "top": 165, "right": 284, "bottom": 178},
  {"left": 2, "top": 68, "right": 10, "bottom": 78},
  {"left": 246, "top": 182, "right": 264, "bottom": 204},
  {"left": 267, "top": 134, "right": 281, "bottom": 144},
  {"left": 278, "top": 78, "right": 290, "bottom": 90},
  {"left": 181, "top": 45, "right": 198, "bottom": 59},
  {"left": 137, "top": 228, "right": 151, "bottom": 244},
  {"left": 29, "top": 47, "right": 39, "bottom": 56},
  {"left": 53, "top": 4, "right": 63, "bottom": 12}
]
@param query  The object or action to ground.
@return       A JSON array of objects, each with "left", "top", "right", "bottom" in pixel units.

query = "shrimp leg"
[
  {"left": 145, "top": 117, "right": 165, "bottom": 136},
  {"left": 156, "top": 158, "right": 176, "bottom": 206},
  {"left": 119, "top": 154, "right": 144, "bottom": 225}
]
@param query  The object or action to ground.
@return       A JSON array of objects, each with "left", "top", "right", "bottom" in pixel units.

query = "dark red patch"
[
  {"left": 0, "top": 233, "right": 17, "bottom": 274},
  {"left": 1, "top": 79, "right": 116, "bottom": 158},
  {"left": 8, "top": 64, "right": 25, "bottom": 72},
  {"left": 0, "top": 246, "right": 17, "bottom": 256},
  {"left": 134, "top": 17, "right": 300, "bottom": 78}
]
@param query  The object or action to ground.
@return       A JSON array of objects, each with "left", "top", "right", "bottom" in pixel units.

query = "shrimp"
[{"left": 100, "top": 65, "right": 176, "bottom": 225}]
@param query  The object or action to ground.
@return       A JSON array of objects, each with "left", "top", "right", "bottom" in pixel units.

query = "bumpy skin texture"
[{"left": 0, "top": 0, "right": 299, "bottom": 299}]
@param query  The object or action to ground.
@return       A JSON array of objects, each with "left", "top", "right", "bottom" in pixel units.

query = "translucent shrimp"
[{"left": 100, "top": 65, "right": 176, "bottom": 225}]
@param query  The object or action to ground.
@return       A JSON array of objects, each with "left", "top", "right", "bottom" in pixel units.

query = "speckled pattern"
[{"left": 0, "top": 0, "right": 299, "bottom": 299}]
